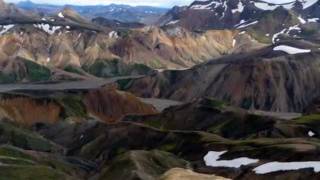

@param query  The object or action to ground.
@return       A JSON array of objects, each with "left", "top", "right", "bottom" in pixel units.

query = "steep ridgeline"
[
  {"left": 123, "top": 42, "right": 320, "bottom": 112},
  {"left": 0, "top": 0, "right": 259, "bottom": 83},
  {"left": 159, "top": 0, "right": 319, "bottom": 29},
  {"left": 158, "top": 0, "right": 320, "bottom": 44},
  {"left": 0, "top": 24, "right": 241, "bottom": 70}
]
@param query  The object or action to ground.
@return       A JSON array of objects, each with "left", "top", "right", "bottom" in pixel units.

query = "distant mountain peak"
[
  {"left": 158, "top": 0, "right": 320, "bottom": 31},
  {"left": 0, "top": 0, "right": 6, "bottom": 8},
  {"left": 59, "top": 6, "right": 89, "bottom": 23}
]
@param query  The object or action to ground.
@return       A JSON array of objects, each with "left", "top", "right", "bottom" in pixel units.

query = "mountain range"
[
  {"left": 1, "top": 0, "right": 320, "bottom": 179},
  {"left": 16, "top": 0, "right": 169, "bottom": 24}
]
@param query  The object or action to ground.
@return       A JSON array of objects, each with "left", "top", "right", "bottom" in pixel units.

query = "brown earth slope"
[
  {"left": 84, "top": 86, "right": 158, "bottom": 123},
  {"left": 122, "top": 43, "right": 320, "bottom": 112},
  {"left": 0, "top": 85, "right": 157, "bottom": 125}
]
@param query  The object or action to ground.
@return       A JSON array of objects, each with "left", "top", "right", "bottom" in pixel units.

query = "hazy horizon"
[{"left": 4, "top": 0, "right": 194, "bottom": 7}]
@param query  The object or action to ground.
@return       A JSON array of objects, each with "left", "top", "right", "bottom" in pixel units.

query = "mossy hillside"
[
  {"left": 129, "top": 99, "right": 275, "bottom": 139},
  {"left": 293, "top": 114, "right": 320, "bottom": 134},
  {"left": 64, "top": 65, "right": 87, "bottom": 76},
  {"left": 209, "top": 114, "right": 275, "bottom": 139},
  {"left": 294, "top": 114, "right": 320, "bottom": 124},
  {"left": 200, "top": 97, "right": 227, "bottom": 110},
  {"left": 0, "top": 60, "right": 52, "bottom": 83},
  {"left": 83, "top": 59, "right": 153, "bottom": 78},
  {"left": 0, "top": 121, "right": 56, "bottom": 152},
  {"left": 211, "top": 137, "right": 320, "bottom": 161},
  {"left": 0, "top": 145, "right": 36, "bottom": 165},
  {"left": 0, "top": 165, "right": 72, "bottom": 180},
  {"left": 79, "top": 134, "right": 106, "bottom": 160},
  {"left": 55, "top": 95, "right": 87, "bottom": 119},
  {"left": 0, "top": 145, "right": 87, "bottom": 178},
  {"left": 0, "top": 145, "right": 34, "bottom": 161},
  {"left": 0, "top": 156, "right": 36, "bottom": 165},
  {"left": 38, "top": 156, "right": 90, "bottom": 178},
  {"left": 0, "top": 73, "right": 17, "bottom": 83},
  {"left": 24, "top": 60, "right": 51, "bottom": 82},
  {"left": 116, "top": 78, "right": 134, "bottom": 90}
]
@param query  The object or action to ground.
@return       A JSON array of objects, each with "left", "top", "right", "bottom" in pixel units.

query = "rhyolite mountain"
[
  {"left": 121, "top": 41, "right": 320, "bottom": 112},
  {"left": 1, "top": 0, "right": 320, "bottom": 179},
  {"left": 0, "top": 0, "right": 250, "bottom": 82},
  {"left": 159, "top": 0, "right": 320, "bottom": 30},
  {"left": 0, "top": 0, "right": 319, "bottom": 112},
  {"left": 158, "top": 0, "right": 320, "bottom": 45}
]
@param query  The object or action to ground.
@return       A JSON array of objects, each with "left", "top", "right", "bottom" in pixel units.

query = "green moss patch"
[
  {"left": 24, "top": 60, "right": 51, "bottom": 82},
  {"left": 56, "top": 95, "right": 87, "bottom": 118},
  {"left": 294, "top": 114, "right": 320, "bottom": 124},
  {"left": 0, "top": 121, "right": 55, "bottom": 152},
  {"left": 0, "top": 165, "right": 70, "bottom": 180},
  {"left": 83, "top": 59, "right": 153, "bottom": 78}
]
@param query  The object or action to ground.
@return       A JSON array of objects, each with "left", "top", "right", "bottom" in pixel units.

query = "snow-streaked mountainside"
[
  {"left": 159, "top": 0, "right": 320, "bottom": 32},
  {"left": 189, "top": 0, "right": 318, "bottom": 11}
]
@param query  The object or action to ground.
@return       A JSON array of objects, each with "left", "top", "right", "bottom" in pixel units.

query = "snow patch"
[
  {"left": 236, "top": 21, "right": 258, "bottom": 29},
  {"left": 108, "top": 31, "right": 119, "bottom": 38},
  {"left": 308, "top": 18, "right": 319, "bottom": 23},
  {"left": 273, "top": 45, "right": 311, "bottom": 54},
  {"left": 58, "top": 12, "right": 64, "bottom": 18},
  {"left": 0, "top": 24, "right": 15, "bottom": 35},
  {"left": 232, "top": 1, "right": 244, "bottom": 13},
  {"left": 288, "top": 25, "right": 301, "bottom": 32},
  {"left": 254, "top": 2, "right": 279, "bottom": 10},
  {"left": 254, "top": 0, "right": 317, "bottom": 10},
  {"left": 232, "top": 39, "right": 236, "bottom": 47},
  {"left": 298, "top": 16, "right": 306, "bottom": 24},
  {"left": 33, "top": 24, "right": 61, "bottom": 34},
  {"left": 272, "top": 28, "right": 286, "bottom": 43},
  {"left": 308, "top": 130, "right": 315, "bottom": 137},
  {"left": 254, "top": 161, "right": 320, "bottom": 174},
  {"left": 190, "top": 0, "right": 218, "bottom": 10},
  {"left": 204, "top": 151, "right": 259, "bottom": 168},
  {"left": 166, "top": 20, "right": 180, "bottom": 25}
]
